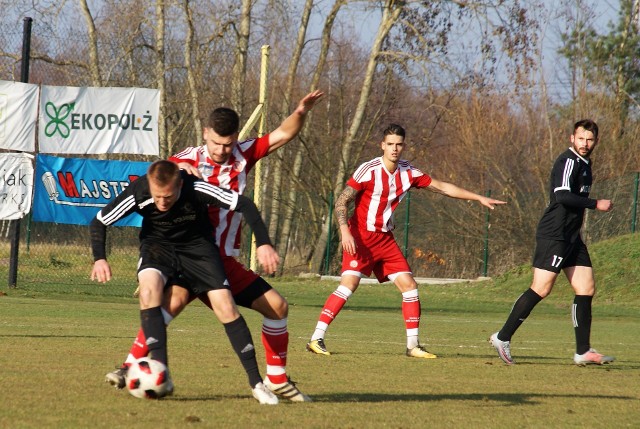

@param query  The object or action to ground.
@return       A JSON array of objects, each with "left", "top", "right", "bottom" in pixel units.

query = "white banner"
[
  {"left": 0, "top": 153, "right": 34, "bottom": 220},
  {"left": 0, "top": 80, "right": 39, "bottom": 152},
  {"left": 38, "top": 85, "right": 159, "bottom": 155}
]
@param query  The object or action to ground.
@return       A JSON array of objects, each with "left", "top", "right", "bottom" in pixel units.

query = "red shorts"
[
  {"left": 341, "top": 228, "right": 411, "bottom": 283},
  {"left": 222, "top": 255, "right": 260, "bottom": 295}
]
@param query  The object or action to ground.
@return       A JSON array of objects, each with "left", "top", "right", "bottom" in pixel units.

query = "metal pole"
[
  {"left": 324, "top": 192, "right": 334, "bottom": 274},
  {"left": 632, "top": 172, "right": 639, "bottom": 233},
  {"left": 8, "top": 17, "right": 33, "bottom": 288},
  {"left": 482, "top": 190, "right": 491, "bottom": 277},
  {"left": 249, "top": 45, "right": 270, "bottom": 271},
  {"left": 403, "top": 192, "right": 411, "bottom": 257}
]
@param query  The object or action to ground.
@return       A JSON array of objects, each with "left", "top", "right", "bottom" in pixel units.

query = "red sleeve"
[
  {"left": 345, "top": 177, "right": 363, "bottom": 191},
  {"left": 242, "top": 134, "right": 271, "bottom": 163},
  {"left": 168, "top": 146, "right": 199, "bottom": 167},
  {"left": 413, "top": 173, "right": 432, "bottom": 188}
]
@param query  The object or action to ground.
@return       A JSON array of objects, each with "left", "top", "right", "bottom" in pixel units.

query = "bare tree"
[
  {"left": 267, "top": 0, "right": 314, "bottom": 246},
  {"left": 231, "top": 0, "right": 252, "bottom": 116}
]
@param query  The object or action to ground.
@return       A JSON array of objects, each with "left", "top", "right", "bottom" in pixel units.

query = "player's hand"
[
  {"left": 177, "top": 162, "right": 202, "bottom": 179},
  {"left": 479, "top": 197, "right": 507, "bottom": 210},
  {"left": 297, "top": 89, "right": 324, "bottom": 114},
  {"left": 256, "top": 244, "right": 280, "bottom": 274},
  {"left": 596, "top": 199, "right": 613, "bottom": 212},
  {"left": 340, "top": 227, "right": 357, "bottom": 256},
  {"left": 91, "top": 259, "right": 112, "bottom": 283}
]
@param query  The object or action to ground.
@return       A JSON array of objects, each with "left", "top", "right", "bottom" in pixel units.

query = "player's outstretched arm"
[
  {"left": 427, "top": 178, "right": 507, "bottom": 209},
  {"left": 267, "top": 89, "right": 324, "bottom": 153}
]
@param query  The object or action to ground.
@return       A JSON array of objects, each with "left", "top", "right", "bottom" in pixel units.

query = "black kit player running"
[{"left": 90, "top": 162, "right": 279, "bottom": 403}]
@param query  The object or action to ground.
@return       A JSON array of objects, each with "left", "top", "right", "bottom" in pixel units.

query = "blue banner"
[{"left": 33, "top": 154, "right": 150, "bottom": 226}]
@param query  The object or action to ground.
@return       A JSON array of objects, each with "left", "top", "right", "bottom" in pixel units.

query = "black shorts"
[
  {"left": 178, "top": 273, "right": 273, "bottom": 309},
  {"left": 138, "top": 237, "right": 229, "bottom": 296},
  {"left": 532, "top": 237, "right": 592, "bottom": 273}
]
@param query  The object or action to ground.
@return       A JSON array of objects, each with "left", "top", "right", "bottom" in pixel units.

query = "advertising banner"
[
  {"left": 0, "top": 153, "right": 34, "bottom": 220},
  {"left": 0, "top": 80, "right": 39, "bottom": 152},
  {"left": 38, "top": 85, "right": 159, "bottom": 155},
  {"left": 33, "top": 154, "right": 150, "bottom": 226}
]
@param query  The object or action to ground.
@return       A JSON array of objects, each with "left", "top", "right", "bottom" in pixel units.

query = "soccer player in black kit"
[
  {"left": 490, "top": 119, "right": 615, "bottom": 366},
  {"left": 90, "top": 160, "right": 280, "bottom": 404}
]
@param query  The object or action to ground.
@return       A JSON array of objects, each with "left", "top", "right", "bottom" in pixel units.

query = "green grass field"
[{"left": 1, "top": 234, "right": 639, "bottom": 428}]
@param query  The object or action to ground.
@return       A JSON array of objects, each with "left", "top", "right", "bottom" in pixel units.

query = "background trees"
[{"left": 0, "top": 0, "right": 637, "bottom": 278}]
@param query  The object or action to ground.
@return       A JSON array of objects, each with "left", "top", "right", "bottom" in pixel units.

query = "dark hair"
[
  {"left": 206, "top": 107, "right": 240, "bottom": 137},
  {"left": 574, "top": 119, "right": 598, "bottom": 139},
  {"left": 147, "top": 160, "right": 180, "bottom": 186},
  {"left": 383, "top": 123, "right": 405, "bottom": 138}
]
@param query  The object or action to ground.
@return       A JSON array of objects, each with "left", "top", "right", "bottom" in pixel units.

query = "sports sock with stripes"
[
  {"left": 402, "top": 289, "right": 421, "bottom": 349},
  {"left": 311, "top": 285, "right": 352, "bottom": 341},
  {"left": 573, "top": 295, "right": 593, "bottom": 355},
  {"left": 262, "top": 318, "right": 288, "bottom": 384}
]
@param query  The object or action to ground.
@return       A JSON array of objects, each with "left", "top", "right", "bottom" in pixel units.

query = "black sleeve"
[
  {"left": 234, "top": 195, "right": 272, "bottom": 247},
  {"left": 555, "top": 190, "right": 597, "bottom": 209},
  {"left": 90, "top": 216, "right": 108, "bottom": 261},
  {"left": 89, "top": 180, "right": 139, "bottom": 261}
]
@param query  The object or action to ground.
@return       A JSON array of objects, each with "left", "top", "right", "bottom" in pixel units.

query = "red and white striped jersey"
[
  {"left": 347, "top": 157, "right": 432, "bottom": 232},
  {"left": 169, "top": 134, "right": 270, "bottom": 256}
]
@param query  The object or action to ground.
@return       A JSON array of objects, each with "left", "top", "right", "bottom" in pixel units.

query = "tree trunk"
[
  {"left": 268, "top": 0, "right": 314, "bottom": 250},
  {"left": 78, "top": 0, "right": 101, "bottom": 86},
  {"left": 231, "top": 0, "right": 252, "bottom": 117},
  {"left": 182, "top": 0, "right": 202, "bottom": 152},
  {"left": 277, "top": 0, "right": 344, "bottom": 274},
  {"left": 309, "top": 0, "right": 403, "bottom": 273},
  {"left": 155, "top": 0, "right": 168, "bottom": 157}
]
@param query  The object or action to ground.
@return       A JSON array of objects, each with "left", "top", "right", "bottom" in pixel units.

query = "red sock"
[
  {"left": 402, "top": 290, "right": 421, "bottom": 331},
  {"left": 319, "top": 286, "right": 351, "bottom": 325},
  {"left": 262, "top": 318, "right": 288, "bottom": 384},
  {"left": 125, "top": 328, "right": 149, "bottom": 363}
]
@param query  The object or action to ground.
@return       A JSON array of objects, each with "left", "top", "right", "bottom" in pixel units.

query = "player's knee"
[{"left": 273, "top": 298, "right": 288, "bottom": 319}]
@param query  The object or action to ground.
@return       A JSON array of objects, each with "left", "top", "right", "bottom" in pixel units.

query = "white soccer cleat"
[
  {"left": 490, "top": 332, "right": 515, "bottom": 365},
  {"left": 574, "top": 348, "right": 615, "bottom": 366},
  {"left": 264, "top": 377, "right": 312, "bottom": 402},
  {"left": 252, "top": 382, "right": 279, "bottom": 405}
]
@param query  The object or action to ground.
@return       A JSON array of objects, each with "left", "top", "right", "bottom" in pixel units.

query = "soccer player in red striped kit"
[
  {"left": 307, "top": 123, "right": 506, "bottom": 358},
  {"left": 106, "top": 90, "right": 323, "bottom": 402}
]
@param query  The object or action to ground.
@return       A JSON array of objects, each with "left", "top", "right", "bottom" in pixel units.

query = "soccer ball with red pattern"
[{"left": 125, "top": 358, "right": 172, "bottom": 399}]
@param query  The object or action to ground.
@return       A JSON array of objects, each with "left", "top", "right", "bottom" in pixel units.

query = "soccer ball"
[{"left": 125, "top": 358, "right": 172, "bottom": 399}]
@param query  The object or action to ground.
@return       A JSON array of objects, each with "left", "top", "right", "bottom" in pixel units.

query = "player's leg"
[
  {"left": 391, "top": 272, "right": 436, "bottom": 359},
  {"left": 206, "top": 288, "right": 277, "bottom": 404},
  {"left": 224, "top": 256, "right": 310, "bottom": 401},
  {"left": 490, "top": 239, "right": 561, "bottom": 364},
  {"left": 490, "top": 268, "right": 551, "bottom": 364},
  {"left": 564, "top": 244, "right": 614, "bottom": 365},
  {"left": 181, "top": 242, "right": 277, "bottom": 404},
  {"left": 307, "top": 273, "right": 360, "bottom": 355},
  {"left": 105, "top": 285, "right": 190, "bottom": 389},
  {"left": 137, "top": 268, "right": 170, "bottom": 365}
]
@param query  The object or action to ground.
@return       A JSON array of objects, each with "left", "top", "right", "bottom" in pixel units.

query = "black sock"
[
  {"left": 498, "top": 288, "right": 543, "bottom": 341},
  {"left": 573, "top": 295, "right": 593, "bottom": 355},
  {"left": 141, "top": 306, "right": 168, "bottom": 365},
  {"left": 224, "top": 316, "right": 261, "bottom": 388}
]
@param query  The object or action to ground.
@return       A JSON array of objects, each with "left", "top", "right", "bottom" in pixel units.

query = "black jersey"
[
  {"left": 535, "top": 148, "right": 597, "bottom": 242},
  {"left": 90, "top": 171, "right": 270, "bottom": 261}
]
